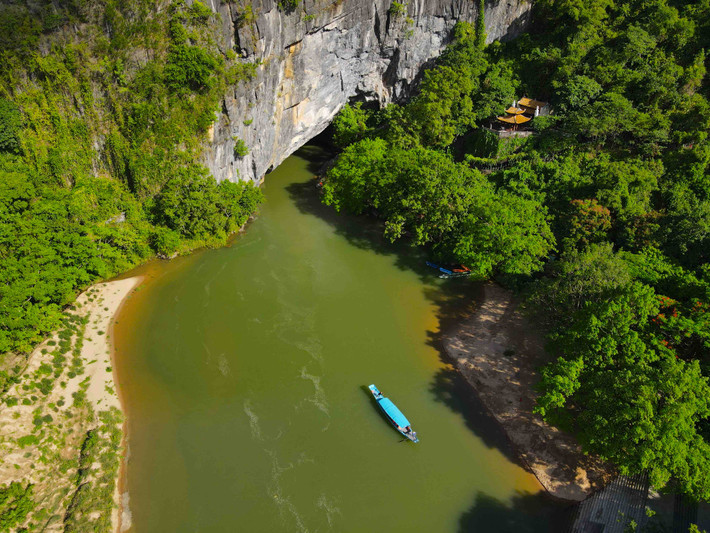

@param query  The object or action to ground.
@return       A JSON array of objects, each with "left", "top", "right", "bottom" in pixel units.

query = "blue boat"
[
  {"left": 425, "top": 261, "right": 471, "bottom": 279},
  {"left": 368, "top": 384, "right": 419, "bottom": 443}
]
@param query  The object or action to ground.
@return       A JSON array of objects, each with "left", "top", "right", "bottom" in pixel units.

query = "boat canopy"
[{"left": 378, "top": 398, "right": 411, "bottom": 428}]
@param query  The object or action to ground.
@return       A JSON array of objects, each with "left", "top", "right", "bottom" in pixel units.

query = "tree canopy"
[
  {"left": 324, "top": 0, "right": 710, "bottom": 500},
  {"left": 0, "top": 1, "right": 263, "bottom": 357}
]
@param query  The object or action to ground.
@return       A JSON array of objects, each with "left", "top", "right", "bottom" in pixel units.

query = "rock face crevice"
[{"left": 203, "top": 0, "right": 532, "bottom": 183}]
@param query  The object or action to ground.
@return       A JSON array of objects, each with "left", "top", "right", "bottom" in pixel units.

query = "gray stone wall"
[{"left": 201, "top": 0, "right": 531, "bottom": 183}]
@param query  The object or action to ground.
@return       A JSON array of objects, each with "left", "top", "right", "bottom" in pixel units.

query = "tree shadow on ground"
[
  {"left": 458, "top": 490, "right": 574, "bottom": 533},
  {"left": 429, "top": 365, "right": 524, "bottom": 466},
  {"left": 422, "top": 280, "right": 539, "bottom": 469}
]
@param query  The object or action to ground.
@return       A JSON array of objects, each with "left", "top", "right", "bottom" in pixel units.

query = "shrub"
[
  {"left": 164, "top": 44, "right": 220, "bottom": 92},
  {"left": 150, "top": 227, "right": 182, "bottom": 257},
  {"left": 389, "top": 2, "right": 406, "bottom": 16},
  {"left": 237, "top": 5, "right": 255, "bottom": 27},
  {"left": 17, "top": 435, "right": 39, "bottom": 448},
  {"left": 277, "top": 0, "right": 300, "bottom": 13},
  {"left": 0, "top": 99, "right": 22, "bottom": 154},
  {"left": 0, "top": 482, "right": 34, "bottom": 530},
  {"left": 189, "top": 1, "right": 212, "bottom": 22},
  {"left": 233, "top": 137, "right": 249, "bottom": 158}
]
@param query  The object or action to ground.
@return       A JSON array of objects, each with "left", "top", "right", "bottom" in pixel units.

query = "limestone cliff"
[{"left": 201, "top": 0, "right": 531, "bottom": 183}]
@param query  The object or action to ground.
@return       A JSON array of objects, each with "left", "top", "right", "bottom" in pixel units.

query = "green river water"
[{"left": 114, "top": 146, "right": 566, "bottom": 532}]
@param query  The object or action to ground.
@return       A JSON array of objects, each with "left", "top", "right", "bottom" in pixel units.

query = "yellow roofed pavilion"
[
  {"left": 496, "top": 114, "right": 531, "bottom": 125},
  {"left": 518, "top": 97, "right": 548, "bottom": 109}
]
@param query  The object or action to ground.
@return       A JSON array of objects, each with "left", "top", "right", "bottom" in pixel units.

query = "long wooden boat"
[{"left": 368, "top": 384, "right": 419, "bottom": 443}]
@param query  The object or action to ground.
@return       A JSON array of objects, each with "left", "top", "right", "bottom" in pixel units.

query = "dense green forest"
[
  {"left": 324, "top": 0, "right": 710, "bottom": 500},
  {"left": 0, "top": 0, "right": 263, "bottom": 362}
]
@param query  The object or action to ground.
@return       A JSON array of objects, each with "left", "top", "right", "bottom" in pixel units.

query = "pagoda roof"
[
  {"left": 505, "top": 106, "right": 526, "bottom": 115},
  {"left": 518, "top": 97, "right": 548, "bottom": 109},
  {"left": 497, "top": 114, "right": 532, "bottom": 125}
]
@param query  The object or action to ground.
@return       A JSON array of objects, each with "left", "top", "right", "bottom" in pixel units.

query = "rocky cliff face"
[{"left": 202, "top": 0, "right": 531, "bottom": 183}]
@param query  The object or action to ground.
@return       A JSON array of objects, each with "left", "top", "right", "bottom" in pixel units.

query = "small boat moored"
[
  {"left": 368, "top": 384, "right": 419, "bottom": 443},
  {"left": 425, "top": 261, "right": 471, "bottom": 279}
]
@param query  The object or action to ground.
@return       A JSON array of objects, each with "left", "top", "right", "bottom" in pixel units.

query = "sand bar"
[{"left": 443, "top": 282, "right": 612, "bottom": 501}]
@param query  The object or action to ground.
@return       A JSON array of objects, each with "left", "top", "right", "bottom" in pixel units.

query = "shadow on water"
[
  {"left": 422, "top": 281, "right": 536, "bottom": 469},
  {"left": 458, "top": 491, "right": 574, "bottom": 533},
  {"left": 288, "top": 144, "right": 567, "bottom": 525},
  {"left": 287, "top": 164, "right": 530, "bottom": 466},
  {"left": 285, "top": 171, "right": 430, "bottom": 275}
]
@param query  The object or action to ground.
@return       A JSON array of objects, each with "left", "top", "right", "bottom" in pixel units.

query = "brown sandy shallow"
[{"left": 443, "top": 282, "right": 613, "bottom": 501}]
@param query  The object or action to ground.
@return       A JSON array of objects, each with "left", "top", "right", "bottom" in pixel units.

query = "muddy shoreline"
[{"left": 442, "top": 282, "right": 612, "bottom": 501}]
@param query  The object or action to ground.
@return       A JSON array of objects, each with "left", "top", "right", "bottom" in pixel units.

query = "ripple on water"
[
  {"left": 266, "top": 449, "right": 310, "bottom": 533},
  {"left": 316, "top": 493, "right": 341, "bottom": 529},
  {"left": 243, "top": 399, "right": 263, "bottom": 441},
  {"left": 216, "top": 353, "right": 231, "bottom": 376},
  {"left": 298, "top": 366, "right": 330, "bottom": 420}
]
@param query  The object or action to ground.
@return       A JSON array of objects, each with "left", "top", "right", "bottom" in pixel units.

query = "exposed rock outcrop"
[{"left": 201, "top": 0, "right": 532, "bottom": 183}]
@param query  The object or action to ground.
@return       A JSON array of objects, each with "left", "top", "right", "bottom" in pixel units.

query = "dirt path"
[{"left": 443, "top": 283, "right": 611, "bottom": 501}]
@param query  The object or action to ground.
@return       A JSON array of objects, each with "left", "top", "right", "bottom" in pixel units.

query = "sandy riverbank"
[
  {"left": 443, "top": 282, "right": 612, "bottom": 501},
  {"left": 0, "top": 276, "right": 142, "bottom": 531},
  {"left": 76, "top": 276, "right": 143, "bottom": 532}
]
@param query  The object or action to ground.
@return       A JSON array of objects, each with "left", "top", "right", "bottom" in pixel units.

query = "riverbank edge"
[
  {"left": 66, "top": 275, "right": 144, "bottom": 533},
  {"left": 0, "top": 276, "right": 142, "bottom": 531},
  {"left": 105, "top": 277, "right": 144, "bottom": 533},
  {"left": 442, "top": 282, "right": 613, "bottom": 501}
]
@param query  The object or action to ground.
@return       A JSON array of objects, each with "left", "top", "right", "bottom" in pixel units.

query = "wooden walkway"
[{"left": 568, "top": 473, "right": 650, "bottom": 533}]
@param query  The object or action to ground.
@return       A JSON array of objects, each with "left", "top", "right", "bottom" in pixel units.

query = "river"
[{"left": 114, "top": 145, "right": 566, "bottom": 532}]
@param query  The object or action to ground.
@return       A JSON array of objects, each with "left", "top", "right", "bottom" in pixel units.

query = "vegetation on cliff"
[
  {"left": 0, "top": 0, "right": 263, "bottom": 359},
  {"left": 324, "top": 0, "right": 710, "bottom": 500}
]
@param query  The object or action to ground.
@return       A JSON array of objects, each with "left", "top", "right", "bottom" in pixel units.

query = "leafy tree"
[
  {"left": 529, "top": 243, "right": 631, "bottom": 323},
  {"left": 150, "top": 227, "right": 182, "bottom": 257},
  {"left": 326, "top": 141, "right": 484, "bottom": 244},
  {"left": 537, "top": 0, "right": 614, "bottom": 25},
  {"left": 553, "top": 75, "right": 602, "bottom": 113},
  {"left": 564, "top": 199, "right": 611, "bottom": 249},
  {"left": 154, "top": 166, "right": 262, "bottom": 240},
  {"left": 0, "top": 99, "right": 22, "bottom": 154},
  {"left": 164, "top": 44, "right": 221, "bottom": 92},
  {"left": 321, "top": 137, "right": 389, "bottom": 215},
  {"left": 448, "top": 189, "right": 555, "bottom": 278},
  {"left": 406, "top": 22, "right": 488, "bottom": 147},
  {"left": 537, "top": 283, "right": 710, "bottom": 498},
  {"left": 324, "top": 138, "right": 554, "bottom": 276},
  {"left": 332, "top": 103, "right": 371, "bottom": 148},
  {"left": 0, "top": 482, "right": 34, "bottom": 531}
]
